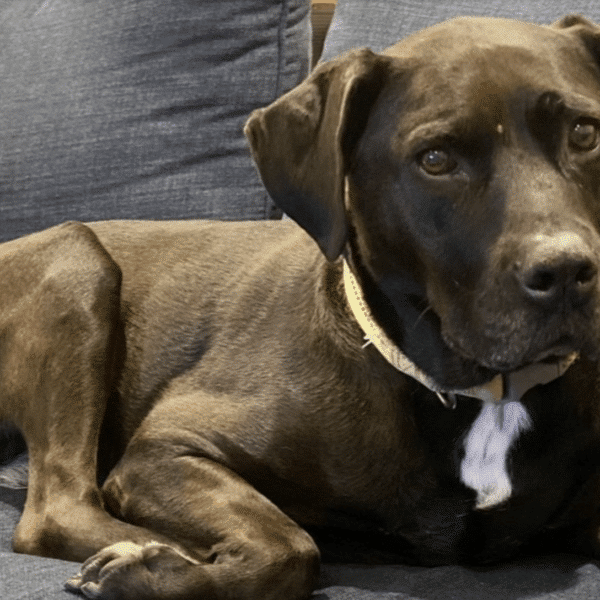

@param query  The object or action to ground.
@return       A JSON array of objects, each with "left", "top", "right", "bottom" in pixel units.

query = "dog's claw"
[
  {"left": 80, "top": 581, "right": 101, "bottom": 600},
  {"left": 64, "top": 573, "right": 83, "bottom": 592},
  {"left": 79, "top": 582, "right": 103, "bottom": 599},
  {"left": 65, "top": 574, "right": 101, "bottom": 599}
]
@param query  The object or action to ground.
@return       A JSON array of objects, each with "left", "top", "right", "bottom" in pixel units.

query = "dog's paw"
[{"left": 65, "top": 541, "right": 199, "bottom": 599}]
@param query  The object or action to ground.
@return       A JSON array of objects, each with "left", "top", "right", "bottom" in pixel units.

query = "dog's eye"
[
  {"left": 569, "top": 120, "right": 600, "bottom": 152},
  {"left": 419, "top": 149, "right": 457, "bottom": 175}
]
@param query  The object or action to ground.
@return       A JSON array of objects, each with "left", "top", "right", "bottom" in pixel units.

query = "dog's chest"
[
  {"left": 459, "top": 400, "right": 532, "bottom": 509},
  {"left": 388, "top": 397, "right": 540, "bottom": 564}
]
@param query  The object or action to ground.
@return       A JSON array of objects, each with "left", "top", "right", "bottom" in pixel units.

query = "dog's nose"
[{"left": 517, "top": 233, "right": 597, "bottom": 308}]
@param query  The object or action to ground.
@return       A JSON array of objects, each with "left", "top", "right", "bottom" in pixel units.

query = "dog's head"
[{"left": 245, "top": 15, "right": 600, "bottom": 389}]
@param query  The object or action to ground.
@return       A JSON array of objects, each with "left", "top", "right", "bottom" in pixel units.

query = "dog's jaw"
[{"left": 343, "top": 259, "right": 576, "bottom": 403}]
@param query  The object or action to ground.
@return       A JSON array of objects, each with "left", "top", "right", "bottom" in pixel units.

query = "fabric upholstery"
[
  {"left": 0, "top": 0, "right": 310, "bottom": 242},
  {"left": 321, "top": 0, "right": 600, "bottom": 61}
]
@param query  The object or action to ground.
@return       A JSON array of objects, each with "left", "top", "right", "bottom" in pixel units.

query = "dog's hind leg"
[
  {"left": 0, "top": 222, "right": 123, "bottom": 560},
  {"left": 0, "top": 223, "right": 174, "bottom": 561}
]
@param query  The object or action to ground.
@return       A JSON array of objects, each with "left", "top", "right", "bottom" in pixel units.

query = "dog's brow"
[
  {"left": 402, "top": 118, "right": 483, "bottom": 155},
  {"left": 403, "top": 122, "right": 460, "bottom": 150},
  {"left": 559, "top": 92, "right": 600, "bottom": 118}
]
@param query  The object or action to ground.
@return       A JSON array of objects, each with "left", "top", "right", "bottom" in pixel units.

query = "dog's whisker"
[{"left": 412, "top": 305, "right": 433, "bottom": 330}]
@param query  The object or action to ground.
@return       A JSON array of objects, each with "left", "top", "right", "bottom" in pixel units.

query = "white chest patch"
[{"left": 460, "top": 401, "right": 532, "bottom": 510}]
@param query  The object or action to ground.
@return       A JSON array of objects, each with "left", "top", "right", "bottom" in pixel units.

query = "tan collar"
[{"left": 343, "top": 260, "right": 577, "bottom": 408}]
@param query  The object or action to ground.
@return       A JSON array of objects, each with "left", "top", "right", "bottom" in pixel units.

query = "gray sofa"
[{"left": 2, "top": 0, "right": 600, "bottom": 598}]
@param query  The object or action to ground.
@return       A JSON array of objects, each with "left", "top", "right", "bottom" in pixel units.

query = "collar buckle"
[{"left": 436, "top": 392, "right": 457, "bottom": 410}]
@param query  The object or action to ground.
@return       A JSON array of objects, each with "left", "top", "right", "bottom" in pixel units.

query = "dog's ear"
[
  {"left": 553, "top": 14, "right": 600, "bottom": 60},
  {"left": 245, "top": 50, "right": 390, "bottom": 261}
]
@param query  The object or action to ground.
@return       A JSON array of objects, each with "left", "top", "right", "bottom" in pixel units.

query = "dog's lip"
[
  {"left": 445, "top": 331, "right": 580, "bottom": 374},
  {"left": 479, "top": 344, "right": 578, "bottom": 374},
  {"left": 532, "top": 346, "right": 577, "bottom": 364}
]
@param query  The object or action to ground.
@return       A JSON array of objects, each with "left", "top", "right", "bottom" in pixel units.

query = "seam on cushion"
[{"left": 275, "top": 0, "right": 290, "bottom": 100}]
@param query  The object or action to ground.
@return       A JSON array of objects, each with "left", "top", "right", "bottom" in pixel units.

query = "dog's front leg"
[{"left": 67, "top": 434, "right": 320, "bottom": 600}]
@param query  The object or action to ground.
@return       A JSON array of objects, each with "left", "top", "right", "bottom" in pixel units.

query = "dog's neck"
[{"left": 342, "top": 260, "right": 576, "bottom": 409}]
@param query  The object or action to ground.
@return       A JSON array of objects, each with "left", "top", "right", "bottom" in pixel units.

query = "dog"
[{"left": 3, "top": 13, "right": 600, "bottom": 600}]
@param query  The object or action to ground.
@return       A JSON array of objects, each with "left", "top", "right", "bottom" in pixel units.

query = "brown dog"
[{"left": 3, "top": 14, "right": 600, "bottom": 600}]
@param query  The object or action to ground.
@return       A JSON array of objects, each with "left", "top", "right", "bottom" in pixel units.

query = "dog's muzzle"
[{"left": 343, "top": 260, "right": 577, "bottom": 409}]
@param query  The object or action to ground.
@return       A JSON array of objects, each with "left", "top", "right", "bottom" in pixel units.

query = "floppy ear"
[
  {"left": 245, "top": 49, "right": 390, "bottom": 261},
  {"left": 553, "top": 14, "right": 600, "bottom": 59}
]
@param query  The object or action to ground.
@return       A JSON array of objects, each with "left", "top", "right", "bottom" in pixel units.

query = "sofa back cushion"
[
  {"left": 0, "top": 0, "right": 310, "bottom": 242},
  {"left": 321, "top": 0, "right": 600, "bottom": 60}
]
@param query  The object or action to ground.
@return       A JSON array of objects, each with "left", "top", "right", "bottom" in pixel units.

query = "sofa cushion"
[
  {"left": 0, "top": 488, "right": 24, "bottom": 554},
  {"left": 0, "top": 0, "right": 310, "bottom": 242},
  {"left": 3, "top": 485, "right": 600, "bottom": 600},
  {"left": 0, "top": 552, "right": 81, "bottom": 600},
  {"left": 321, "top": 0, "right": 600, "bottom": 61},
  {"left": 315, "top": 558, "right": 600, "bottom": 599}
]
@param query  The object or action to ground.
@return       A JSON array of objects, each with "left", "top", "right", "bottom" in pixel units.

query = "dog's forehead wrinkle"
[{"left": 532, "top": 89, "right": 600, "bottom": 125}]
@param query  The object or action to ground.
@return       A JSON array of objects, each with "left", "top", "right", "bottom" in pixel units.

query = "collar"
[{"left": 342, "top": 260, "right": 577, "bottom": 409}]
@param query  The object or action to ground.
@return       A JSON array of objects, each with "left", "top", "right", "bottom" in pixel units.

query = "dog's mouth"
[
  {"left": 529, "top": 340, "right": 581, "bottom": 365},
  {"left": 352, "top": 254, "right": 598, "bottom": 389},
  {"left": 443, "top": 329, "right": 588, "bottom": 376}
]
